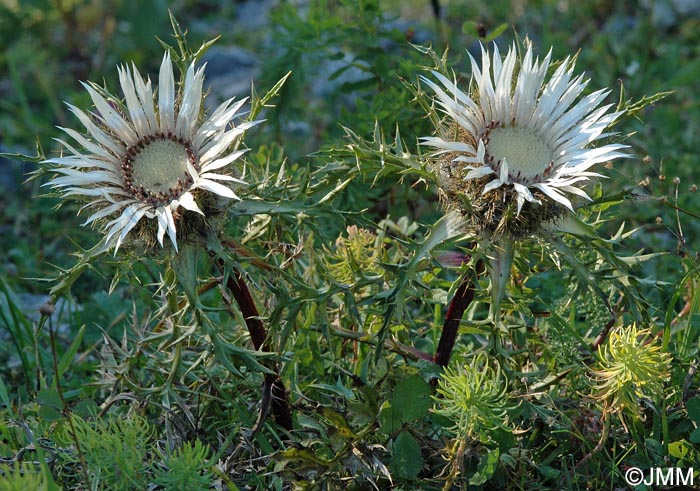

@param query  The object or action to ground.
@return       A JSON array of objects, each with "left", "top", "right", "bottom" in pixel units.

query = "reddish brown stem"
[
  {"left": 591, "top": 315, "right": 616, "bottom": 352},
  {"left": 575, "top": 410, "right": 610, "bottom": 470},
  {"left": 434, "top": 259, "right": 484, "bottom": 367},
  {"left": 219, "top": 260, "right": 293, "bottom": 431},
  {"left": 224, "top": 267, "right": 269, "bottom": 352},
  {"left": 268, "top": 374, "right": 293, "bottom": 432}
]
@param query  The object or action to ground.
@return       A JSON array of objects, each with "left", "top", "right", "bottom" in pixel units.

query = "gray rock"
[
  {"left": 0, "top": 146, "right": 32, "bottom": 192},
  {"left": 235, "top": 0, "right": 279, "bottom": 30},
  {"left": 201, "top": 45, "right": 260, "bottom": 108},
  {"left": 642, "top": 0, "right": 700, "bottom": 29}
]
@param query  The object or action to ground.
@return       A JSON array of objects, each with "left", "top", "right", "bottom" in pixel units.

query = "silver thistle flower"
[
  {"left": 45, "top": 52, "right": 260, "bottom": 252},
  {"left": 422, "top": 42, "right": 629, "bottom": 237}
]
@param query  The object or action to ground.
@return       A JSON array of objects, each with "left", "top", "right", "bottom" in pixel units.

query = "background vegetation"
[{"left": 1, "top": 0, "right": 699, "bottom": 489}]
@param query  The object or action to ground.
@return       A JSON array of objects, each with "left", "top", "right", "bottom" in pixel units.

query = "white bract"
[
  {"left": 421, "top": 43, "right": 629, "bottom": 215},
  {"left": 46, "top": 52, "right": 260, "bottom": 252}
]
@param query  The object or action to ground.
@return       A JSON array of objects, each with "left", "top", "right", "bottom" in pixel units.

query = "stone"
[{"left": 201, "top": 45, "right": 259, "bottom": 108}]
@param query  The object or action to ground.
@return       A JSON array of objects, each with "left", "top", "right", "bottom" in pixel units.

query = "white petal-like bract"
[
  {"left": 422, "top": 43, "right": 628, "bottom": 218},
  {"left": 45, "top": 52, "right": 257, "bottom": 252}
]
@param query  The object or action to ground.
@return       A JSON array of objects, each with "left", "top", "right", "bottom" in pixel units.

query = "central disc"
[
  {"left": 131, "top": 138, "right": 192, "bottom": 194},
  {"left": 486, "top": 127, "right": 553, "bottom": 180}
]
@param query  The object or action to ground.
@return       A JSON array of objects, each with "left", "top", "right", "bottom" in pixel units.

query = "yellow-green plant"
[
  {"left": 151, "top": 440, "right": 214, "bottom": 490},
  {"left": 591, "top": 324, "right": 671, "bottom": 418},
  {"left": 326, "top": 225, "right": 383, "bottom": 286},
  {"left": 0, "top": 463, "right": 51, "bottom": 491},
  {"left": 434, "top": 353, "right": 512, "bottom": 442},
  {"left": 61, "top": 413, "right": 153, "bottom": 491}
]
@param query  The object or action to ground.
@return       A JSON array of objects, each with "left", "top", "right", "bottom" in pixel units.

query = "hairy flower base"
[
  {"left": 124, "top": 190, "right": 224, "bottom": 252},
  {"left": 436, "top": 148, "right": 565, "bottom": 238}
]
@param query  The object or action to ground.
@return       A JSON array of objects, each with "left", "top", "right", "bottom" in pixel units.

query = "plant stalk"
[
  {"left": 575, "top": 409, "right": 610, "bottom": 470},
  {"left": 434, "top": 259, "right": 485, "bottom": 367},
  {"left": 47, "top": 314, "right": 93, "bottom": 490},
  {"left": 219, "top": 261, "right": 293, "bottom": 431}
]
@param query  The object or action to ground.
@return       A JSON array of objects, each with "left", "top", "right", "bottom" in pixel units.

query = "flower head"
[
  {"left": 45, "top": 52, "right": 260, "bottom": 252},
  {"left": 591, "top": 325, "right": 671, "bottom": 418},
  {"left": 422, "top": 43, "right": 628, "bottom": 238}
]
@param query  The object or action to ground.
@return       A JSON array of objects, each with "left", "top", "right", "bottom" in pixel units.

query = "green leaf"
[
  {"left": 538, "top": 464, "right": 560, "bottom": 480},
  {"left": 687, "top": 396, "right": 700, "bottom": 424},
  {"left": 485, "top": 23, "right": 509, "bottom": 42},
  {"left": 393, "top": 375, "right": 432, "bottom": 422},
  {"left": 470, "top": 448, "right": 500, "bottom": 485},
  {"left": 170, "top": 243, "right": 202, "bottom": 307},
  {"left": 37, "top": 388, "right": 63, "bottom": 422},
  {"left": 378, "top": 400, "right": 402, "bottom": 434},
  {"left": 690, "top": 428, "right": 700, "bottom": 444},
  {"left": 619, "top": 89, "right": 674, "bottom": 120},
  {"left": 0, "top": 275, "right": 35, "bottom": 379},
  {"left": 392, "top": 430, "right": 422, "bottom": 479},
  {"left": 0, "top": 374, "right": 11, "bottom": 411},
  {"left": 644, "top": 438, "right": 665, "bottom": 464},
  {"left": 37, "top": 388, "right": 62, "bottom": 409},
  {"left": 57, "top": 324, "right": 86, "bottom": 379},
  {"left": 379, "top": 375, "right": 433, "bottom": 433},
  {"left": 340, "top": 77, "right": 377, "bottom": 93},
  {"left": 668, "top": 440, "right": 690, "bottom": 460},
  {"left": 319, "top": 407, "right": 356, "bottom": 439},
  {"left": 249, "top": 71, "right": 292, "bottom": 122},
  {"left": 461, "top": 20, "right": 480, "bottom": 36},
  {"left": 279, "top": 447, "right": 332, "bottom": 466},
  {"left": 228, "top": 198, "right": 319, "bottom": 217},
  {"left": 73, "top": 399, "right": 99, "bottom": 418}
]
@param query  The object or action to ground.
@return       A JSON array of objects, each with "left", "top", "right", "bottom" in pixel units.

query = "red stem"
[
  {"left": 219, "top": 261, "right": 293, "bottom": 431},
  {"left": 434, "top": 259, "right": 484, "bottom": 367},
  {"left": 224, "top": 267, "right": 269, "bottom": 351},
  {"left": 591, "top": 315, "right": 616, "bottom": 352}
]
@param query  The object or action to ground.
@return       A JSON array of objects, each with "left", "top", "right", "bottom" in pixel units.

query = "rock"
[
  {"left": 642, "top": 0, "right": 700, "bottom": 29},
  {"left": 0, "top": 146, "right": 32, "bottom": 192},
  {"left": 235, "top": 0, "right": 278, "bottom": 30},
  {"left": 201, "top": 45, "right": 260, "bottom": 108}
]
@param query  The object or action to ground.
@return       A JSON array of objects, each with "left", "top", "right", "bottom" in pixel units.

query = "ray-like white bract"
[
  {"left": 421, "top": 43, "right": 629, "bottom": 214},
  {"left": 46, "top": 52, "right": 260, "bottom": 252}
]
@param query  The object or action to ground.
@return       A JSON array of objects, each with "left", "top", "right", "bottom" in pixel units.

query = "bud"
[{"left": 38, "top": 302, "right": 56, "bottom": 316}]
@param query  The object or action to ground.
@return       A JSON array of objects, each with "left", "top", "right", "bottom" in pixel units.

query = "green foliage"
[
  {"left": 0, "top": 463, "right": 52, "bottom": 491},
  {"left": 63, "top": 413, "right": 153, "bottom": 491},
  {"left": 379, "top": 374, "right": 433, "bottom": 433},
  {"left": 151, "top": 440, "right": 215, "bottom": 490},
  {"left": 434, "top": 353, "right": 512, "bottom": 443},
  {"left": 259, "top": 0, "right": 430, "bottom": 159},
  {"left": 391, "top": 429, "right": 423, "bottom": 479},
  {"left": 592, "top": 324, "right": 672, "bottom": 418},
  {"left": 2, "top": 1, "right": 700, "bottom": 490}
]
